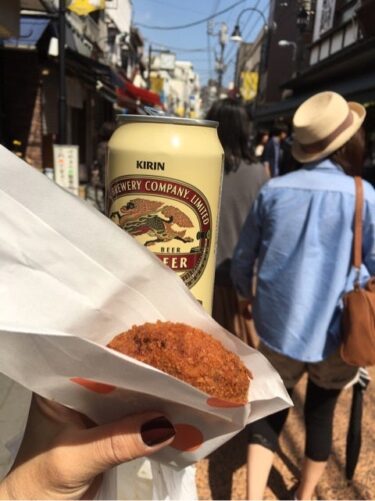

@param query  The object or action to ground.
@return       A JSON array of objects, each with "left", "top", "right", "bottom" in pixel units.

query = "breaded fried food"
[{"left": 107, "top": 321, "right": 251, "bottom": 404}]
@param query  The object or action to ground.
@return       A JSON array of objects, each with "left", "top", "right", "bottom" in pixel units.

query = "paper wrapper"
[{"left": 0, "top": 146, "right": 291, "bottom": 485}]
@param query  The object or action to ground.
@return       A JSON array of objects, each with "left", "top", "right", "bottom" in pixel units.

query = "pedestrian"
[
  {"left": 206, "top": 97, "right": 268, "bottom": 347},
  {"left": 278, "top": 131, "right": 301, "bottom": 175},
  {"left": 262, "top": 123, "right": 288, "bottom": 177},
  {"left": 0, "top": 394, "right": 175, "bottom": 499},
  {"left": 254, "top": 129, "right": 270, "bottom": 159},
  {"left": 231, "top": 91, "right": 375, "bottom": 500}
]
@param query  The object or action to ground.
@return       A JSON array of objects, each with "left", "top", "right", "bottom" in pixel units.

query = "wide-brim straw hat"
[{"left": 292, "top": 91, "right": 366, "bottom": 163}]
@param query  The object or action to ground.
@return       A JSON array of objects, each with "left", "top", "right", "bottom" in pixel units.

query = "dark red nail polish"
[{"left": 141, "top": 416, "right": 176, "bottom": 446}]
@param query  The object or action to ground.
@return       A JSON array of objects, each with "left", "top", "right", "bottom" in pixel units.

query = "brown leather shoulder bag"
[{"left": 341, "top": 176, "right": 375, "bottom": 366}]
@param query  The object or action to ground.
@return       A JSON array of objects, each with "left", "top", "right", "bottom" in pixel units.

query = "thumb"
[{"left": 60, "top": 412, "right": 176, "bottom": 480}]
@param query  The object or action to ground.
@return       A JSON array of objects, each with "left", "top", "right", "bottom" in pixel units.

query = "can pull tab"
[{"left": 144, "top": 106, "right": 167, "bottom": 116}]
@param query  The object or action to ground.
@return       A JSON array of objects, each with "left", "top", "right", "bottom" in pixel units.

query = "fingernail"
[{"left": 141, "top": 416, "right": 175, "bottom": 446}]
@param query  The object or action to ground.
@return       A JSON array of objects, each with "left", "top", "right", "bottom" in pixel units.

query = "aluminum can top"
[{"left": 116, "top": 114, "right": 219, "bottom": 129}]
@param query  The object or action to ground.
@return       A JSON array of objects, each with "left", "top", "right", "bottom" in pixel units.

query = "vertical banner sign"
[
  {"left": 53, "top": 145, "right": 79, "bottom": 196},
  {"left": 240, "top": 71, "right": 259, "bottom": 102},
  {"left": 313, "top": 0, "right": 337, "bottom": 41}
]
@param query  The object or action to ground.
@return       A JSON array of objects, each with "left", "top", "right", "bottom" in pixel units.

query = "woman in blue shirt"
[{"left": 231, "top": 92, "right": 375, "bottom": 500}]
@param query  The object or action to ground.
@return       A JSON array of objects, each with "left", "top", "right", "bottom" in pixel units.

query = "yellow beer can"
[{"left": 106, "top": 115, "right": 224, "bottom": 313}]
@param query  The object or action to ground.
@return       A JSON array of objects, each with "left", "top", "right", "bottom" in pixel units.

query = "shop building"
[
  {"left": 0, "top": 0, "right": 160, "bottom": 180},
  {"left": 251, "top": 0, "right": 375, "bottom": 182}
]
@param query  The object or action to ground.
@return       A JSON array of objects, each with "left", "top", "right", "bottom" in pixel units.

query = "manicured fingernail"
[{"left": 141, "top": 416, "right": 176, "bottom": 446}]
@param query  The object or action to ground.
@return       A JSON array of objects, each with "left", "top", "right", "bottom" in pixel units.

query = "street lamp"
[
  {"left": 230, "top": 7, "right": 272, "bottom": 43},
  {"left": 229, "top": 6, "right": 276, "bottom": 102},
  {"left": 278, "top": 39, "right": 297, "bottom": 61}
]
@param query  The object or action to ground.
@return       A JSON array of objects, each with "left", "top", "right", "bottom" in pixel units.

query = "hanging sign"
[
  {"left": 68, "top": 0, "right": 105, "bottom": 16},
  {"left": 240, "top": 71, "right": 259, "bottom": 102},
  {"left": 53, "top": 145, "right": 79, "bottom": 196}
]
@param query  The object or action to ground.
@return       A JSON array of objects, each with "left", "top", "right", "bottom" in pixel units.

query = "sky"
[{"left": 132, "top": 0, "right": 270, "bottom": 87}]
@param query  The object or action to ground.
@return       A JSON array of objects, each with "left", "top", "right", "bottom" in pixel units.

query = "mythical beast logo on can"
[{"left": 108, "top": 175, "right": 212, "bottom": 288}]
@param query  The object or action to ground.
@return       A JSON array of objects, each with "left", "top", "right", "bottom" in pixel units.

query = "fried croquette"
[{"left": 107, "top": 321, "right": 251, "bottom": 404}]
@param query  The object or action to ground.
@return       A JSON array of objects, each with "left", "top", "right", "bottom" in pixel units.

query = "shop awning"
[
  {"left": 117, "top": 79, "right": 162, "bottom": 108},
  {"left": 4, "top": 16, "right": 49, "bottom": 49},
  {"left": 254, "top": 94, "right": 309, "bottom": 123},
  {"left": 255, "top": 66, "right": 375, "bottom": 124}
]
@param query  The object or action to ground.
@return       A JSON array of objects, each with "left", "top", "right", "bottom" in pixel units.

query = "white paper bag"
[{"left": 0, "top": 146, "right": 292, "bottom": 497}]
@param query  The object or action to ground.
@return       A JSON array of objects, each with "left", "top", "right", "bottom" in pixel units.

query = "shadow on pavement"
[{"left": 207, "top": 429, "right": 247, "bottom": 500}]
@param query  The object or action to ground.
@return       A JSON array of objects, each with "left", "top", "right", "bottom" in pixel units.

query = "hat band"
[{"left": 299, "top": 110, "right": 353, "bottom": 154}]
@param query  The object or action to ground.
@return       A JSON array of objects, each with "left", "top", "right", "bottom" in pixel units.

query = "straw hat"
[{"left": 292, "top": 91, "right": 366, "bottom": 163}]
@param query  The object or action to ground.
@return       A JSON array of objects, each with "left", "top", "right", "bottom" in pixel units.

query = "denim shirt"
[{"left": 231, "top": 160, "right": 375, "bottom": 362}]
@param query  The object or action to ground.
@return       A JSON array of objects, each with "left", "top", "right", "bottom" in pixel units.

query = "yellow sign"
[
  {"left": 240, "top": 71, "right": 259, "bottom": 102},
  {"left": 150, "top": 76, "right": 164, "bottom": 94},
  {"left": 68, "top": 0, "right": 105, "bottom": 16}
]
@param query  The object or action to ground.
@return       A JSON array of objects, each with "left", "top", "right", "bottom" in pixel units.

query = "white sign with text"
[{"left": 53, "top": 144, "right": 79, "bottom": 196}]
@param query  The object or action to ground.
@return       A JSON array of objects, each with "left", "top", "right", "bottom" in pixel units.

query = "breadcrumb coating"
[{"left": 107, "top": 321, "right": 251, "bottom": 404}]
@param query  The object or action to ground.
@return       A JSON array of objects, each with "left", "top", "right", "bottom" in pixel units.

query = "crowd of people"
[
  {"left": 211, "top": 91, "right": 375, "bottom": 500},
  {"left": 1, "top": 91, "right": 375, "bottom": 500}
]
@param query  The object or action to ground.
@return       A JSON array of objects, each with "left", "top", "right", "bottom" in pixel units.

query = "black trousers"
[{"left": 247, "top": 379, "right": 341, "bottom": 461}]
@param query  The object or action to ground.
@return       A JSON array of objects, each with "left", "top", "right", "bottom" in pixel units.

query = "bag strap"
[{"left": 353, "top": 176, "right": 364, "bottom": 287}]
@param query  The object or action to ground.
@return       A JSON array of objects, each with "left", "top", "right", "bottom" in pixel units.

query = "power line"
[
  {"left": 224, "top": 1, "right": 269, "bottom": 76},
  {"left": 223, "top": 0, "right": 266, "bottom": 65},
  {"left": 140, "top": 0, "right": 206, "bottom": 15},
  {"left": 223, "top": 2, "right": 261, "bottom": 65},
  {"left": 151, "top": 44, "right": 209, "bottom": 52},
  {"left": 135, "top": 0, "right": 248, "bottom": 31}
]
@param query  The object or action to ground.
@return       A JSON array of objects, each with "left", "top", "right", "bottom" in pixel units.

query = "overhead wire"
[
  {"left": 205, "top": 0, "right": 263, "bottom": 85},
  {"left": 136, "top": 0, "right": 249, "bottom": 30},
  {"left": 223, "top": 0, "right": 270, "bottom": 81},
  {"left": 222, "top": 0, "right": 263, "bottom": 67},
  {"left": 138, "top": 0, "right": 275, "bottom": 86},
  {"left": 151, "top": 43, "right": 209, "bottom": 52},
  {"left": 223, "top": 0, "right": 294, "bottom": 71},
  {"left": 223, "top": 0, "right": 266, "bottom": 67},
  {"left": 143, "top": 0, "right": 206, "bottom": 15}
]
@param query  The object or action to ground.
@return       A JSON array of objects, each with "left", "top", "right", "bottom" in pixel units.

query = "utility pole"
[
  {"left": 58, "top": 0, "right": 67, "bottom": 144},
  {"left": 147, "top": 44, "right": 152, "bottom": 89},
  {"left": 216, "top": 22, "right": 228, "bottom": 95}
]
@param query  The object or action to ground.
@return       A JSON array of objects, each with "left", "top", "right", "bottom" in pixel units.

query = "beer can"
[{"left": 106, "top": 115, "right": 224, "bottom": 313}]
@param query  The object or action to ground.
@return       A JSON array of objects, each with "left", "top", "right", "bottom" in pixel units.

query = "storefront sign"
[
  {"left": 53, "top": 145, "right": 79, "bottom": 196},
  {"left": 159, "top": 52, "right": 176, "bottom": 71},
  {"left": 313, "top": 0, "right": 336, "bottom": 40},
  {"left": 68, "top": 0, "right": 105, "bottom": 16},
  {"left": 150, "top": 75, "right": 164, "bottom": 94},
  {"left": 240, "top": 71, "right": 259, "bottom": 102}
]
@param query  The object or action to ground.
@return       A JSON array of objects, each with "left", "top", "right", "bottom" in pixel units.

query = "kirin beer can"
[{"left": 106, "top": 115, "right": 224, "bottom": 313}]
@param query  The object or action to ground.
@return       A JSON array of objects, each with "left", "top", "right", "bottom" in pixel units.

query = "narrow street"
[{"left": 196, "top": 368, "right": 375, "bottom": 500}]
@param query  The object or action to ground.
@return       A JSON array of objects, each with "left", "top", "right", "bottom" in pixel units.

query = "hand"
[{"left": 0, "top": 395, "right": 175, "bottom": 500}]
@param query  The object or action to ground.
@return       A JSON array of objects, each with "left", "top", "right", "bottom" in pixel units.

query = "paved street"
[{"left": 196, "top": 368, "right": 375, "bottom": 500}]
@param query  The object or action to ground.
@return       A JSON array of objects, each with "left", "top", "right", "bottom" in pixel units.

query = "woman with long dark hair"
[{"left": 206, "top": 97, "right": 268, "bottom": 347}]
